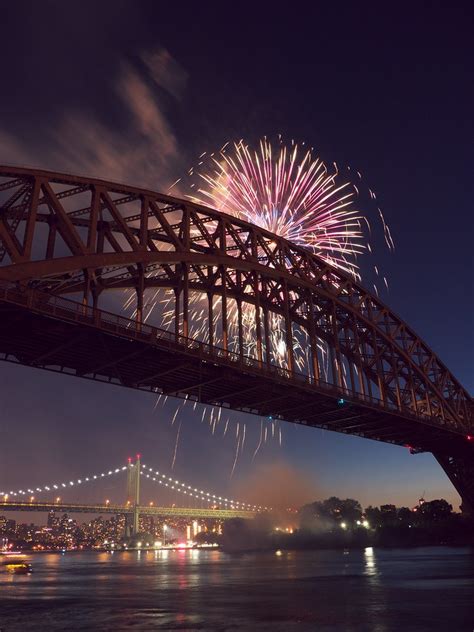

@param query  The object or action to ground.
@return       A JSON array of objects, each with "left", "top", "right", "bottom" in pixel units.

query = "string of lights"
[
  {"left": 141, "top": 464, "right": 267, "bottom": 511},
  {"left": 0, "top": 465, "right": 128, "bottom": 499},
  {"left": 1, "top": 462, "right": 268, "bottom": 511}
]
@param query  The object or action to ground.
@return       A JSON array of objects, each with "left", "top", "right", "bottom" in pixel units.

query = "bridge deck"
[
  {"left": 0, "top": 501, "right": 255, "bottom": 520},
  {"left": 0, "top": 283, "right": 470, "bottom": 458}
]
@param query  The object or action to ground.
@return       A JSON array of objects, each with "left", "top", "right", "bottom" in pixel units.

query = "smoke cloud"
[{"left": 231, "top": 460, "right": 318, "bottom": 510}]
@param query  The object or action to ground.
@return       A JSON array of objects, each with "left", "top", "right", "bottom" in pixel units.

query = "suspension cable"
[
  {"left": 0, "top": 465, "right": 128, "bottom": 498},
  {"left": 141, "top": 464, "right": 267, "bottom": 511}
]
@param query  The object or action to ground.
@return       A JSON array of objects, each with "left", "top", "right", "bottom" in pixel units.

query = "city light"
[{"left": 340, "top": 522, "right": 347, "bottom": 529}]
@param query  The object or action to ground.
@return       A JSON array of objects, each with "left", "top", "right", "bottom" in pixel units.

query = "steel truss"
[{"left": 0, "top": 166, "right": 472, "bottom": 509}]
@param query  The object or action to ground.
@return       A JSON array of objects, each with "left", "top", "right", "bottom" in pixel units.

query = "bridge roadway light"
[{"left": 105, "top": 499, "right": 110, "bottom": 506}]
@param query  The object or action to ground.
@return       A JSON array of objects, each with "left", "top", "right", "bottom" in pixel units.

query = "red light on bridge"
[
  {"left": 136, "top": 453, "right": 141, "bottom": 459},
  {"left": 127, "top": 457, "right": 132, "bottom": 464},
  {"left": 467, "top": 435, "right": 473, "bottom": 441}
]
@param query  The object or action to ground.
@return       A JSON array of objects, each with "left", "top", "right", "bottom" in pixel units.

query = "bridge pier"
[
  {"left": 125, "top": 455, "right": 141, "bottom": 536},
  {"left": 434, "top": 452, "right": 474, "bottom": 513},
  {"left": 124, "top": 514, "right": 134, "bottom": 538}
]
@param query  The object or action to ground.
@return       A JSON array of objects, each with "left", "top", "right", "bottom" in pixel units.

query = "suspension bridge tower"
[{"left": 125, "top": 454, "right": 141, "bottom": 537}]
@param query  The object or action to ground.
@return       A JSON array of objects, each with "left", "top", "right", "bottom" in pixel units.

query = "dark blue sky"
[{"left": 0, "top": 1, "right": 472, "bottom": 511}]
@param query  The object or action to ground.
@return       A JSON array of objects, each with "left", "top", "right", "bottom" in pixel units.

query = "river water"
[{"left": 1, "top": 547, "right": 473, "bottom": 631}]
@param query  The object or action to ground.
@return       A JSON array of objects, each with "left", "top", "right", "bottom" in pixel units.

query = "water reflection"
[
  {"left": 0, "top": 548, "right": 473, "bottom": 631},
  {"left": 364, "top": 546, "right": 376, "bottom": 576}
]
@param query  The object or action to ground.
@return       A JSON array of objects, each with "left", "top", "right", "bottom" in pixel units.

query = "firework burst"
[
  {"left": 125, "top": 138, "right": 393, "bottom": 474},
  {"left": 188, "top": 137, "right": 368, "bottom": 278}
]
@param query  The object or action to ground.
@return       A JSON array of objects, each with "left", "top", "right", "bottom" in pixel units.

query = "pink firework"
[{"left": 189, "top": 138, "right": 367, "bottom": 277}]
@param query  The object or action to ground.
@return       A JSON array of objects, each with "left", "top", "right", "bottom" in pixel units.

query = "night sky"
[{"left": 0, "top": 2, "right": 472, "bottom": 512}]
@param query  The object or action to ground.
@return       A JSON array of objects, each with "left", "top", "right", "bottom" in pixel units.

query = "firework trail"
[
  {"left": 253, "top": 419, "right": 264, "bottom": 462},
  {"left": 230, "top": 434, "right": 241, "bottom": 479},
  {"left": 171, "top": 418, "right": 182, "bottom": 470}
]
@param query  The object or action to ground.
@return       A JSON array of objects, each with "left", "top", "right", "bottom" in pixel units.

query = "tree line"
[{"left": 211, "top": 496, "right": 474, "bottom": 551}]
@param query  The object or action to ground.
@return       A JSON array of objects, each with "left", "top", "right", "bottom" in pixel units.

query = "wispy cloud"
[{"left": 0, "top": 47, "right": 185, "bottom": 191}]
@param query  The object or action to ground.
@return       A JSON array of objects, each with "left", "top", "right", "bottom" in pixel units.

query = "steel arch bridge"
[{"left": 0, "top": 166, "right": 472, "bottom": 508}]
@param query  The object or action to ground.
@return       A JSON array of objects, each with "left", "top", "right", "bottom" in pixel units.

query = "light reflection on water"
[
  {"left": 0, "top": 547, "right": 473, "bottom": 631},
  {"left": 364, "top": 546, "right": 376, "bottom": 576}
]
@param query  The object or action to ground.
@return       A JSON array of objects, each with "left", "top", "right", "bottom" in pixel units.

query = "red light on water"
[{"left": 467, "top": 435, "right": 473, "bottom": 441}]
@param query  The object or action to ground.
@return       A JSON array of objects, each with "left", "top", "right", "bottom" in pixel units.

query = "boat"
[{"left": 0, "top": 552, "right": 33, "bottom": 574}]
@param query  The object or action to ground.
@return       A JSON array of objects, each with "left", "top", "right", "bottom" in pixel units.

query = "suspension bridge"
[
  {"left": 0, "top": 455, "right": 260, "bottom": 535},
  {"left": 0, "top": 166, "right": 472, "bottom": 509}
]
